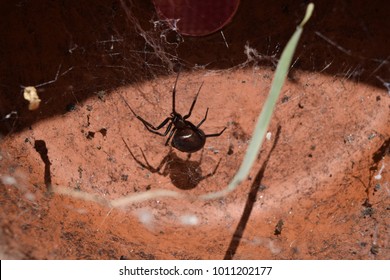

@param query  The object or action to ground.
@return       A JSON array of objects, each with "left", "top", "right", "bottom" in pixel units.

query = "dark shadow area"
[
  {"left": 372, "top": 138, "right": 390, "bottom": 165},
  {"left": 33, "top": 139, "right": 52, "bottom": 193},
  {"left": 122, "top": 138, "right": 221, "bottom": 190},
  {"left": 224, "top": 126, "right": 281, "bottom": 260},
  {"left": 1, "top": 0, "right": 389, "bottom": 135}
]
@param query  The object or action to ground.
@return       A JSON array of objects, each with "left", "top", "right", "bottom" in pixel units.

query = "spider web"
[{"left": 0, "top": 0, "right": 389, "bottom": 259}]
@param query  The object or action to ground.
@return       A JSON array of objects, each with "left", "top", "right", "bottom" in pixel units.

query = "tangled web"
[{"left": 0, "top": 1, "right": 389, "bottom": 260}]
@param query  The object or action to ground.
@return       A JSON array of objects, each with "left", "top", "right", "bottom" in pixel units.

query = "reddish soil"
[{"left": 0, "top": 0, "right": 389, "bottom": 259}]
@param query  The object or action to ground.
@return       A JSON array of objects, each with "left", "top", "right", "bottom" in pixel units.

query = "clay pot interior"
[{"left": 0, "top": 0, "right": 389, "bottom": 259}]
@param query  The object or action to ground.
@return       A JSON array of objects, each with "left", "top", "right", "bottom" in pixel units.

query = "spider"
[{"left": 121, "top": 72, "right": 226, "bottom": 153}]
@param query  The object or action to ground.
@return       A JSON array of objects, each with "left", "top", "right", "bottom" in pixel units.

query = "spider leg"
[
  {"left": 183, "top": 82, "right": 204, "bottom": 119},
  {"left": 165, "top": 127, "right": 176, "bottom": 146},
  {"left": 172, "top": 71, "right": 180, "bottom": 114},
  {"left": 119, "top": 93, "right": 140, "bottom": 118},
  {"left": 205, "top": 127, "right": 227, "bottom": 138},
  {"left": 140, "top": 117, "right": 173, "bottom": 136},
  {"left": 119, "top": 92, "right": 171, "bottom": 135},
  {"left": 196, "top": 108, "right": 209, "bottom": 128}
]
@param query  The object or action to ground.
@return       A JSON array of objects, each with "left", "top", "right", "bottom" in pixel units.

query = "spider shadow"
[{"left": 123, "top": 140, "right": 221, "bottom": 190}]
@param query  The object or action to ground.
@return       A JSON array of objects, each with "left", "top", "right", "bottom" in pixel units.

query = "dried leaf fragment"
[{"left": 23, "top": 86, "right": 41, "bottom": 110}]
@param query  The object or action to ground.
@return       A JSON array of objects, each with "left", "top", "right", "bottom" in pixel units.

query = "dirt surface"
[{"left": 0, "top": 0, "right": 389, "bottom": 259}]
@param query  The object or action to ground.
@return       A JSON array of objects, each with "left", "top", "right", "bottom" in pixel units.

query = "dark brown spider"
[{"left": 120, "top": 72, "right": 226, "bottom": 153}]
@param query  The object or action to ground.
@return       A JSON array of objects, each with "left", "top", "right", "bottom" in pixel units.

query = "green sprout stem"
[{"left": 201, "top": 3, "right": 314, "bottom": 200}]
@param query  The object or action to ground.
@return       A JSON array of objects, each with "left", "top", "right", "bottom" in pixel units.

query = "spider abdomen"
[{"left": 172, "top": 127, "right": 206, "bottom": 153}]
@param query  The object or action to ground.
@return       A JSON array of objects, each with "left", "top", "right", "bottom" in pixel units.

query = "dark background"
[{"left": 1, "top": 0, "right": 389, "bottom": 134}]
